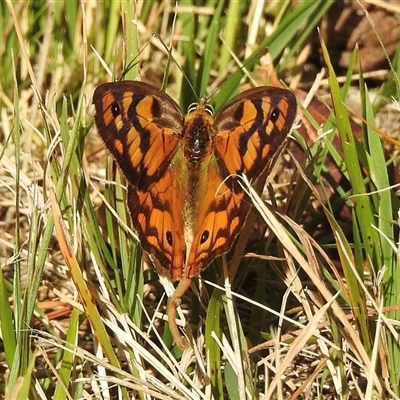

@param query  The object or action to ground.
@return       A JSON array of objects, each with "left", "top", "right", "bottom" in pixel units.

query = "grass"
[{"left": 1, "top": 1, "right": 400, "bottom": 399}]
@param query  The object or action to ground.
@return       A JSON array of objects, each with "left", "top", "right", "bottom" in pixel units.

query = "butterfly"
[{"left": 93, "top": 80, "right": 296, "bottom": 349}]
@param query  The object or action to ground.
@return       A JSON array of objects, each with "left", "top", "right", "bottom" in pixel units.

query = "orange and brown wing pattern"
[
  {"left": 128, "top": 166, "right": 186, "bottom": 281},
  {"left": 213, "top": 86, "right": 296, "bottom": 182},
  {"left": 93, "top": 81, "right": 187, "bottom": 280},
  {"left": 184, "top": 86, "right": 296, "bottom": 276},
  {"left": 94, "top": 80, "right": 297, "bottom": 349},
  {"left": 184, "top": 163, "right": 250, "bottom": 277},
  {"left": 93, "top": 81, "right": 184, "bottom": 191}
]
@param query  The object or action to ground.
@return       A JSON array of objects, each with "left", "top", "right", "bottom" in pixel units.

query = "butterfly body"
[
  {"left": 183, "top": 101, "right": 214, "bottom": 164},
  {"left": 93, "top": 80, "right": 296, "bottom": 348}
]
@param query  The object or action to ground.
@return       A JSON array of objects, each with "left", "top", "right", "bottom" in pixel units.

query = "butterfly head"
[
  {"left": 183, "top": 98, "right": 216, "bottom": 163},
  {"left": 187, "top": 98, "right": 214, "bottom": 117}
]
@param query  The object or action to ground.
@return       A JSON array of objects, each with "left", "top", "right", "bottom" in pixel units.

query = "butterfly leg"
[{"left": 167, "top": 276, "right": 192, "bottom": 350}]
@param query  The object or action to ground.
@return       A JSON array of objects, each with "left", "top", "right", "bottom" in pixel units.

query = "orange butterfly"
[{"left": 93, "top": 81, "right": 296, "bottom": 349}]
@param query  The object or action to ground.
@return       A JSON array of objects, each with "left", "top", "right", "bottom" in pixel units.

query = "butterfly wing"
[
  {"left": 127, "top": 167, "right": 186, "bottom": 281},
  {"left": 184, "top": 163, "right": 248, "bottom": 277},
  {"left": 184, "top": 86, "right": 296, "bottom": 277},
  {"left": 93, "top": 81, "right": 184, "bottom": 190},
  {"left": 93, "top": 81, "right": 187, "bottom": 280},
  {"left": 213, "top": 86, "right": 297, "bottom": 180}
]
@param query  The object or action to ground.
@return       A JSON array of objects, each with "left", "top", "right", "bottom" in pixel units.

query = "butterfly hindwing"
[
  {"left": 128, "top": 167, "right": 186, "bottom": 281},
  {"left": 184, "top": 164, "right": 250, "bottom": 277}
]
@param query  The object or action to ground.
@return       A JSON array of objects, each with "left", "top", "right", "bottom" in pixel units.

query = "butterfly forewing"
[
  {"left": 93, "top": 81, "right": 184, "bottom": 191},
  {"left": 213, "top": 86, "right": 296, "bottom": 182}
]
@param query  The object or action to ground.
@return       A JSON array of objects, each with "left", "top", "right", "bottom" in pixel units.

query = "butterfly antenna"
[
  {"left": 121, "top": 59, "right": 141, "bottom": 81},
  {"left": 160, "top": 1, "right": 179, "bottom": 91},
  {"left": 121, "top": 37, "right": 156, "bottom": 81},
  {"left": 206, "top": 41, "right": 268, "bottom": 102},
  {"left": 153, "top": 33, "right": 199, "bottom": 102}
]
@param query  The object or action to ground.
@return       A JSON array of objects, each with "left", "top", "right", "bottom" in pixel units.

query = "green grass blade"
[
  {"left": 206, "top": 287, "right": 223, "bottom": 398},
  {"left": 321, "top": 40, "right": 375, "bottom": 353},
  {"left": 122, "top": 0, "right": 139, "bottom": 80},
  {"left": 321, "top": 39, "right": 379, "bottom": 270},
  {"left": 52, "top": 307, "right": 80, "bottom": 400},
  {"left": 218, "top": 1, "right": 241, "bottom": 72},
  {"left": 0, "top": 267, "right": 15, "bottom": 367},
  {"left": 197, "top": 2, "right": 224, "bottom": 97}
]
